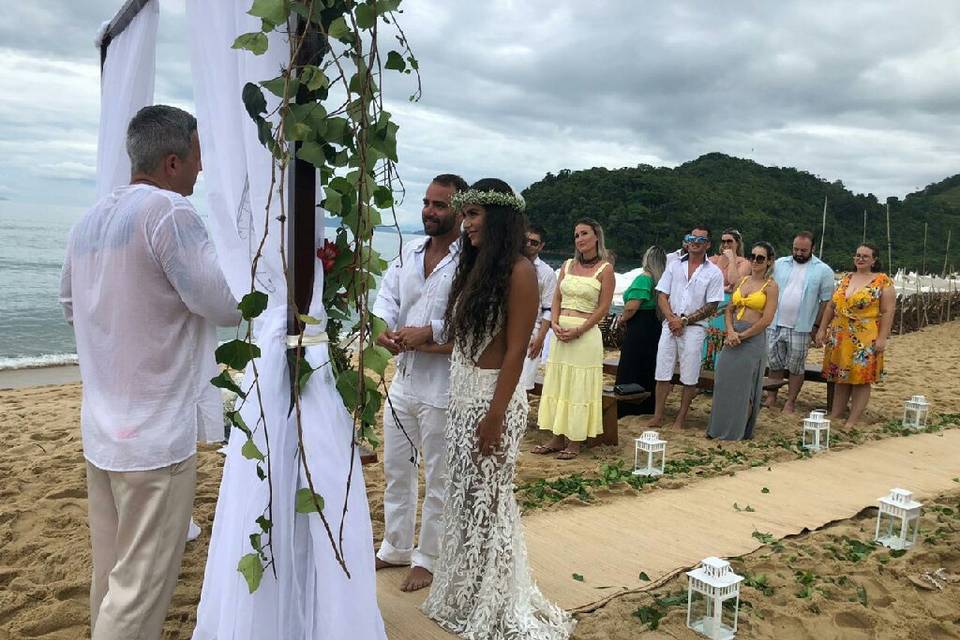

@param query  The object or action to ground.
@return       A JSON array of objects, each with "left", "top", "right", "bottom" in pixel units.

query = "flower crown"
[{"left": 451, "top": 189, "right": 526, "bottom": 213}]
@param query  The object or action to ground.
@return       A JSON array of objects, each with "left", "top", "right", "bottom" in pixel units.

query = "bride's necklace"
[{"left": 579, "top": 253, "right": 600, "bottom": 267}]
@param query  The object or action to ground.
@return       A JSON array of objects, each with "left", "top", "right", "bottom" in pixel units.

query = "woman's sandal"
[
  {"left": 531, "top": 444, "right": 563, "bottom": 455},
  {"left": 555, "top": 449, "right": 579, "bottom": 460}
]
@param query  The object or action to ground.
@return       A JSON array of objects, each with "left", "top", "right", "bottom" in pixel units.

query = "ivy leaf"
[
  {"left": 335, "top": 370, "right": 361, "bottom": 410},
  {"left": 572, "top": 573, "right": 585, "bottom": 582},
  {"left": 247, "top": 0, "right": 289, "bottom": 25},
  {"left": 322, "top": 187, "right": 343, "bottom": 215},
  {"left": 376, "top": 0, "right": 401, "bottom": 12},
  {"left": 242, "top": 82, "right": 267, "bottom": 118},
  {"left": 241, "top": 437, "right": 265, "bottom": 461},
  {"left": 298, "top": 313, "right": 322, "bottom": 325},
  {"left": 300, "top": 65, "right": 329, "bottom": 92},
  {"left": 256, "top": 515, "right": 273, "bottom": 533},
  {"left": 237, "top": 553, "right": 264, "bottom": 593},
  {"left": 355, "top": 3, "right": 377, "bottom": 29},
  {"left": 360, "top": 422, "right": 380, "bottom": 448},
  {"left": 294, "top": 487, "right": 325, "bottom": 513},
  {"left": 238, "top": 291, "right": 269, "bottom": 320},
  {"left": 215, "top": 340, "right": 261, "bottom": 371},
  {"left": 407, "top": 54, "right": 419, "bottom": 70},
  {"left": 639, "top": 571, "right": 651, "bottom": 581},
  {"left": 297, "top": 141, "right": 326, "bottom": 169},
  {"left": 384, "top": 50, "right": 406, "bottom": 72},
  {"left": 211, "top": 370, "right": 246, "bottom": 399},
  {"left": 370, "top": 315, "right": 388, "bottom": 340},
  {"left": 232, "top": 32, "right": 269, "bottom": 56},
  {"left": 362, "top": 344, "right": 391, "bottom": 376},
  {"left": 327, "top": 16, "right": 352, "bottom": 42},
  {"left": 225, "top": 411, "right": 251, "bottom": 437},
  {"left": 373, "top": 185, "right": 394, "bottom": 208},
  {"left": 262, "top": 76, "right": 298, "bottom": 98},
  {"left": 761, "top": 487, "right": 770, "bottom": 494}
]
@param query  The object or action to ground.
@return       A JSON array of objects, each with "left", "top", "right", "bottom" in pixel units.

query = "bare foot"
[
  {"left": 375, "top": 557, "right": 406, "bottom": 571},
  {"left": 781, "top": 402, "right": 796, "bottom": 414},
  {"left": 400, "top": 565, "right": 433, "bottom": 592},
  {"left": 762, "top": 395, "right": 776, "bottom": 409},
  {"left": 671, "top": 417, "right": 686, "bottom": 429},
  {"left": 643, "top": 416, "right": 663, "bottom": 428}
]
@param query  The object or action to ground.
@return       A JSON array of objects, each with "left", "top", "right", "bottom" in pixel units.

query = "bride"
[{"left": 420, "top": 179, "right": 574, "bottom": 639}]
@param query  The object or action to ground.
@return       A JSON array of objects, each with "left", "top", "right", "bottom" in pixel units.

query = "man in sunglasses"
[
  {"left": 519, "top": 224, "right": 558, "bottom": 390},
  {"left": 764, "top": 231, "right": 835, "bottom": 413},
  {"left": 646, "top": 225, "right": 725, "bottom": 429}
]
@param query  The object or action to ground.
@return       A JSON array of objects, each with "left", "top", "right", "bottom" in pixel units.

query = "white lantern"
[
  {"left": 686, "top": 557, "right": 744, "bottom": 640},
  {"left": 875, "top": 488, "right": 922, "bottom": 551},
  {"left": 902, "top": 395, "right": 930, "bottom": 430},
  {"left": 633, "top": 430, "right": 666, "bottom": 477},
  {"left": 802, "top": 411, "right": 830, "bottom": 452}
]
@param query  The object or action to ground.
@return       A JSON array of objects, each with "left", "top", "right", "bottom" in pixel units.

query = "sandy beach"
[{"left": 1, "top": 321, "right": 958, "bottom": 639}]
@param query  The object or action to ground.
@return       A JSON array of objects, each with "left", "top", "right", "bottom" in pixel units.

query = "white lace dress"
[{"left": 421, "top": 334, "right": 575, "bottom": 640}]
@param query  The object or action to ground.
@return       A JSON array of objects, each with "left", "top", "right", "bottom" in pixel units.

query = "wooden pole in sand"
[
  {"left": 922, "top": 222, "right": 928, "bottom": 275},
  {"left": 943, "top": 228, "right": 952, "bottom": 277},
  {"left": 819, "top": 195, "right": 828, "bottom": 259},
  {"left": 862, "top": 209, "right": 867, "bottom": 243},
  {"left": 885, "top": 202, "right": 893, "bottom": 276}
]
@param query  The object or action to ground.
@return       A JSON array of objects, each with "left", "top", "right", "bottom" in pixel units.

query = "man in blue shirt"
[{"left": 764, "top": 231, "right": 836, "bottom": 413}]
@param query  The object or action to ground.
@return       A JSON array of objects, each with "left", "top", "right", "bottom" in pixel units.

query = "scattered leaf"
[
  {"left": 638, "top": 571, "right": 650, "bottom": 581},
  {"left": 761, "top": 487, "right": 770, "bottom": 494},
  {"left": 572, "top": 573, "right": 584, "bottom": 582}
]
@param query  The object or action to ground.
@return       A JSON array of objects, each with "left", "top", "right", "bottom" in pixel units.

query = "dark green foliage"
[{"left": 523, "top": 153, "right": 960, "bottom": 272}]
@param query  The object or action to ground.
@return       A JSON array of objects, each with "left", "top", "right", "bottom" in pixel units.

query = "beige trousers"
[{"left": 86, "top": 456, "right": 196, "bottom": 640}]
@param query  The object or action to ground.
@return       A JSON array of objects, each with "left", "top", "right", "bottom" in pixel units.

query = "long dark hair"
[{"left": 444, "top": 178, "right": 527, "bottom": 359}]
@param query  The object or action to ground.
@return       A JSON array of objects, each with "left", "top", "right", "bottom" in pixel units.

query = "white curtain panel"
[
  {"left": 95, "top": 0, "right": 158, "bottom": 197},
  {"left": 188, "top": 3, "right": 385, "bottom": 639}
]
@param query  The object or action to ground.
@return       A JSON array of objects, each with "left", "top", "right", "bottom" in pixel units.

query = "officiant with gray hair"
[{"left": 60, "top": 105, "right": 239, "bottom": 640}]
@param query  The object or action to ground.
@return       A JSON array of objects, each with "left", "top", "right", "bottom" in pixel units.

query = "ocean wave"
[{"left": 0, "top": 353, "right": 79, "bottom": 370}]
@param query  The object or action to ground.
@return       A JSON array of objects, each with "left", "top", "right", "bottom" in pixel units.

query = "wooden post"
[
  {"left": 922, "top": 222, "right": 928, "bottom": 275},
  {"left": 862, "top": 209, "right": 867, "bottom": 243},
  {"left": 943, "top": 228, "right": 952, "bottom": 277},
  {"left": 885, "top": 202, "right": 893, "bottom": 277},
  {"left": 819, "top": 195, "right": 828, "bottom": 259}
]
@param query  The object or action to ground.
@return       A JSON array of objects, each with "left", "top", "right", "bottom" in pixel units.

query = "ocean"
[{"left": 0, "top": 207, "right": 407, "bottom": 370}]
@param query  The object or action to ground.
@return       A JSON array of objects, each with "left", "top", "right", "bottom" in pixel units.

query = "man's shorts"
[
  {"left": 766, "top": 325, "right": 810, "bottom": 376},
  {"left": 655, "top": 323, "right": 706, "bottom": 386}
]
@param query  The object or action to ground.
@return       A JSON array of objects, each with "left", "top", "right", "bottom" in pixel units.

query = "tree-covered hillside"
[{"left": 523, "top": 153, "right": 959, "bottom": 273}]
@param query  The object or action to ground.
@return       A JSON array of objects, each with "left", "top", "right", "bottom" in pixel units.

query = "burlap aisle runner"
[{"left": 376, "top": 429, "right": 960, "bottom": 637}]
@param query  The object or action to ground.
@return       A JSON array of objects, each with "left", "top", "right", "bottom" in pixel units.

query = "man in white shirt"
[
  {"left": 764, "top": 231, "right": 835, "bottom": 412},
  {"left": 59, "top": 105, "right": 240, "bottom": 640},
  {"left": 646, "top": 225, "right": 725, "bottom": 429},
  {"left": 519, "top": 223, "right": 557, "bottom": 390},
  {"left": 371, "top": 174, "right": 468, "bottom": 592}
]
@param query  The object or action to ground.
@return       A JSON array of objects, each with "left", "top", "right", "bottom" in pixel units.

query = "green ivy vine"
[{"left": 210, "top": 0, "right": 418, "bottom": 592}]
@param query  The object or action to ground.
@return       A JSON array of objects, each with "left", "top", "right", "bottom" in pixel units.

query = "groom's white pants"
[{"left": 377, "top": 378, "right": 447, "bottom": 573}]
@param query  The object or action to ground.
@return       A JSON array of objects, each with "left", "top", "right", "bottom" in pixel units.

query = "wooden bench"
[
  {"left": 529, "top": 375, "right": 649, "bottom": 446},
  {"left": 602, "top": 357, "right": 788, "bottom": 393}
]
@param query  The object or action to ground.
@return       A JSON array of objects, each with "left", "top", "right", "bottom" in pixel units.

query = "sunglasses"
[
  {"left": 721, "top": 238, "right": 737, "bottom": 243},
  {"left": 525, "top": 238, "right": 542, "bottom": 246},
  {"left": 749, "top": 253, "right": 768, "bottom": 263},
  {"left": 854, "top": 254, "right": 873, "bottom": 260},
  {"left": 684, "top": 234, "right": 709, "bottom": 244}
]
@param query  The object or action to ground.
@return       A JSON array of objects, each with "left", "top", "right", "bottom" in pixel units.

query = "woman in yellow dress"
[
  {"left": 815, "top": 243, "right": 895, "bottom": 426},
  {"left": 532, "top": 218, "right": 615, "bottom": 460}
]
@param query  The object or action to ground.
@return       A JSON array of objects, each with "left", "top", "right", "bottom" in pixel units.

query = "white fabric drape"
[
  {"left": 95, "top": 0, "right": 158, "bottom": 198},
  {"left": 188, "top": 4, "right": 385, "bottom": 639}
]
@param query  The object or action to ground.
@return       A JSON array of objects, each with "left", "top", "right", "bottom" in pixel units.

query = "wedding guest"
[
  {"left": 703, "top": 228, "right": 751, "bottom": 371},
  {"left": 519, "top": 223, "right": 558, "bottom": 391},
  {"left": 59, "top": 106, "right": 240, "bottom": 640},
  {"left": 645, "top": 225, "right": 724, "bottom": 429},
  {"left": 613, "top": 246, "right": 666, "bottom": 416},
  {"left": 707, "top": 242, "right": 778, "bottom": 440},
  {"left": 371, "top": 173, "right": 468, "bottom": 592},
  {"left": 764, "top": 231, "right": 835, "bottom": 413},
  {"left": 422, "top": 179, "right": 573, "bottom": 639},
  {"left": 533, "top": 218, "right": 615, "bottom": 459},
  {"left": 816, "top": 243, "right": 895, "bottom": 426}
]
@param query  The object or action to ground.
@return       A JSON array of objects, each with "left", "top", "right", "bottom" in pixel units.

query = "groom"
[{"left": 372, "top": 173, "right": 467, "bottom": 591}]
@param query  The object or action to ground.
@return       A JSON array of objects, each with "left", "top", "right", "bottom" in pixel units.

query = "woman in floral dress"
[{"left": 816, "top": 243, "right": 895, "bottom": 426}]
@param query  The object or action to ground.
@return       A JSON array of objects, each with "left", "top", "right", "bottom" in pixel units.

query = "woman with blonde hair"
[
  {"left": 707, "top": 241, "right": 778, "bottom": 440},
  {"left": 533, "top": 218, "right": 615, "bottom": 459},
  {"left": 703, "top": 228, "right": 752, "bottom": 370}
]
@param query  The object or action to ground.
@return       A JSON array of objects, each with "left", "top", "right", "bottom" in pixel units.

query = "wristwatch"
[{"left": 680, "top": 315, "right": 689, "bottom": 327}]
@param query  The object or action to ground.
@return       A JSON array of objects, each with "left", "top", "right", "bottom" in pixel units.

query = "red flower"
[{"left": 317, "top": 239, "right": 339, "bottom": 273}]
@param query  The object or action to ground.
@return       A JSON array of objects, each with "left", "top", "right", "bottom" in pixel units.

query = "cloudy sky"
[{"left": 1, "top": 1, "right": 959, "bottom": 227}]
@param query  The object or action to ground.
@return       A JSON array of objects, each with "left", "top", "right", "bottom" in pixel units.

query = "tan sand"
[{"left": 1, "top": 321, "right": 959, "bottom": 639}]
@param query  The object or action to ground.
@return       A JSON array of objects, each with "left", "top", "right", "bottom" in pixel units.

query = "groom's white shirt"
[{"left": 59, "top": 184, "right": 239, "bottom": 472}]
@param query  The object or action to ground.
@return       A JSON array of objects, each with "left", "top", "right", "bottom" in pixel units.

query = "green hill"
[{"left": 523, "top": 153, "right": 959, "bottom": 273}]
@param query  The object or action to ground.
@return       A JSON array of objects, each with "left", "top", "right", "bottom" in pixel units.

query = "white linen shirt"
[
  {"left": 655, "top": 257, "right": 725, "bottom": 326},
  {"left": 372, "top": 236, "right": 460, "bottom": 409},
  {"left": 533, "top": 256, "right": 558, "bottom": 331},
  {"left": 59, "top": 184, "right": 240, "bottom": 472}
]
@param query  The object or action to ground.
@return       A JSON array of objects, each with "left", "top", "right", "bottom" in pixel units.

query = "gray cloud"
[{"left": 2, "top": 0, "right": 958, "bottom": 228}]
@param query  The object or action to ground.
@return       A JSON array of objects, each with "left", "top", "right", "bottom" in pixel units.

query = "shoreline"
[{"left": 0, "top": 363, "right": 80, "bottom": 390}]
